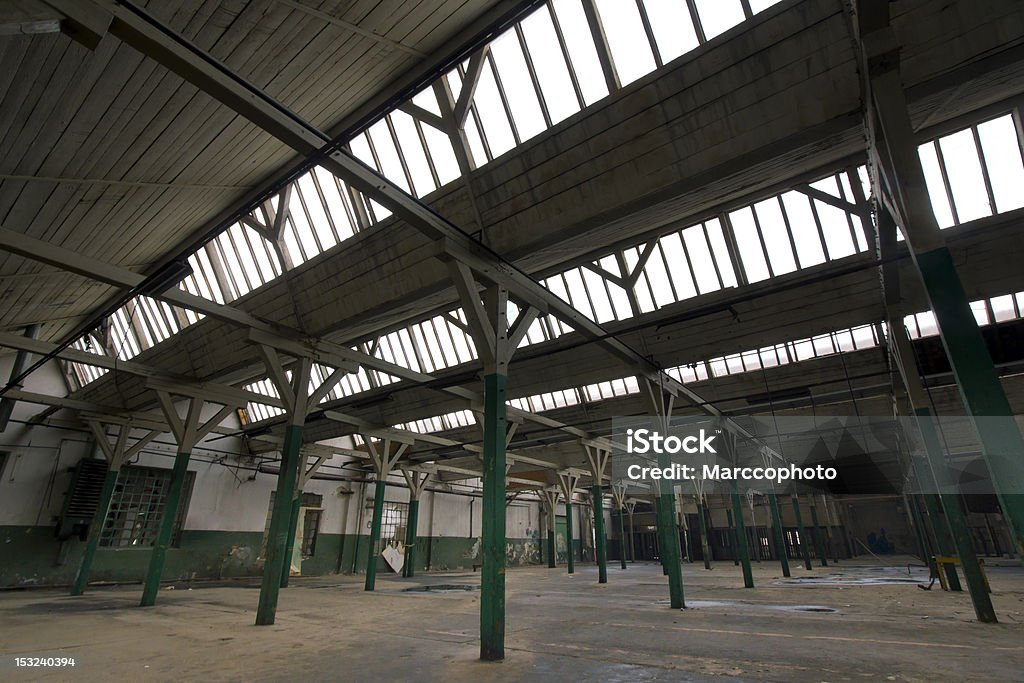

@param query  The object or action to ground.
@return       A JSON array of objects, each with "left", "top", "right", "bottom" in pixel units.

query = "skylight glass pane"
[
  {"left": 917, "top": 142, "right": 955, "bottom": 229},
  {"left": 642, "top": 0, "right": 699, "bottom": 62},
  {"left": 633, "top": 272, "right": 657, "bottom": 313},
  {"left": 641, "top": 245, "right": 676, "bottom": 307},
  {"left": 349, "top": 133, "right": 377, "bottom": 170},
  {"left": 753, "top": 198, "right": 797, "bottom": 275},
  {"left": 781, "top": 192, "right": 825, "bottom": 268},
  {"left": 729, "top": 208, "right": 770, "bottom": 283},
  {"left": 749, "top": 0, "right": 783, "bottom": 11},
  {"left": 939, "top": 129, "right": 992, "bottom": 223},
  {"left": 704, "top": 219, "right": 737, "bottom": 287},
  {"left": 297, "top": 174, "right": 335, "bottom": 254},
  {"left": 286, "top": 193, "right": 320, "bottom": 262},
  {"left": 815, "top": 201, "right": 856, "bottom": 260},
  {"left": 659, "top": 232, "right": 697, "bottom": 300},
  {"left": 521, "top": 9, "right": 581, "bottom": 125},
  {"left": 991, "top": 295, "right": 1017, "bottom": 323},
  {"left": 682, "top": 225, "right": 720, "bottom": 294},
  {"left": 976, "top": 116, "right": 1024, "bottom": 213},
  {"left": 228, "top": 224, "right": 261, "bottom": 291},
  {"left": 593, "top": 0, "right": 656, "bottom": 86},
  {"left": 694, "top": 0, "right": 745, "bottom": 40},
  {"left": 472, "top": 64, "right": 517, "bottom": 157},
  {"left": 387, "top": 113, "right": 436, "bottom": 197},
  {"left": 600, "top": 256, "right": 633, "bottom": 318},
  {"left": 551, "top": 0, "right": 610, "bottom": 105},
  {"left": 971, "top": 300, "right": 990, "bottom": 326},
  {"left": 490, "top": 31, "right": 547, "bottom": 141},
  {"left": 313, "top": 167, "right": 356, "bottom": 239},
  {"left": 563, "top": 268, "right": 595, "bottom": 319},
  {"left": 581, "top": 266, "right": 615, "bottom": 322},
  {"left": 367, "top": 120, "right": 411, "bottom": 193},
  {"left": 421, "top": 124, "right": 460, "bottom": 185},
  {"left": 412, "top": 88, "right": 442, "bottom": 115},
  {"left": 916, "top": 311, "right": 938, "bottom": 337},
  {"left": 464, "top": 111, "right": 490, "bottom": 165}
]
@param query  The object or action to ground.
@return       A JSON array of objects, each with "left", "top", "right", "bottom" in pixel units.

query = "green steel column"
[
  {"left": 726, "top": 509, "right": 739, "bottom": 566},
  {"left": 618, "top": 507, "right": 627, "bottom": 570},
  {"left": 912, "top": 250, "right": 1024, "bottom": 555},
  {"left": 70, "top": 466, "right": 119, "bottom": 596},
  {"left": 730, "top": 491, "right": 754, "bottom": 588},
  {"left": 280, "top": 492, "right": 302, "bottom": 587},
  {"left": 546, "top": 499, "right": 557, "bottom": 568},
  {"left": 655, "top": 495, "right": 684, "bottom": 606},
  {"left": 480, "top": 371, "right": 507, "bottom": 661},
  {"left": 859, "top": 4, "right": 1024, "bottom": 556},
  {"left": 364, "top": 478, "right": 386, "bottom": 591},
  {"left": 592, "top": 486, "right": 608, "bottom": 583},
  {"left": 808, "top": 503, "right": 828, "bottom": 568},
  {"left": 915, "top": 409, "right": 996, "bottom": 622},
  {"left": 768, "top": 493, "right": 791, "bottom": 578},
  {"left": 791, "top": 495, "right": 813, "bottom": 570},
  {"left": 696, "top": 499, "right": 711, "bottom": 570},
  {"left": 256, "top": 424, "right": 303, "bottom": 625},
  {"left": 140, "top": 449, "right": 192, "bottom": 607},
  {"left": 656, "top": 473, "right": 685, "bottom": 607},
  {"left": 565, "top": 501, "right": 575, "bottom": 574},
  {"left": 403, "top": 498, "right": 420, "bottom": 578}
]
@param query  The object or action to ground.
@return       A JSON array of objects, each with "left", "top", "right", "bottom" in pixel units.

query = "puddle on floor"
[
  {"left": 656, "top": 599, "right": 838, "bottom": 613},
  {"left": 402, "top": 584, "right": 479, "bottom": 593}
]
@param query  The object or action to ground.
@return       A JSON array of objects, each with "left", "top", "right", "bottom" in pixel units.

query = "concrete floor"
[{"left": 2, "top": 558, "right": 1023, "bottom": 682}]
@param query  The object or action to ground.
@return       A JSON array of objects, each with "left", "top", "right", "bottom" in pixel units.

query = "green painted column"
[
  {"left": 70, "top": 466, "right": 119, "bottom": 596},
  {"left": 808, "top": 503, "right": 828, "bottom": 568},
  {"left": 911, "top": 248, "right": 1024, "bottom": 555},
  {"left": 730, "top": 491, "right": 754, "bottom": 588},
  {"left": 915, "top": 409, "right": 996, "bottom": 622},
  {"left": 403, "top": 498, "right": 420, "bottom": 578},
  {"left": 565, "top": 501, "right": 575, "bottom": 574},
  {"left": 256, "top": 424, "right": 303, "bottom": 625},
  {"left": 696, "top": 499, "right": 711, "bottom": 570},
  {"left": 655, "top": 454, "right": 684, "bottom": 607},
  {"left": 547, "top": 519, "right": 556, "bottom": 568},
  {"left": 791, "top": 495, "right": 813, "bottom": 570},
  {"left": 592, "top": 486, "right": 608, "bottom": 584},
  {"left": 364, "top": 478, "right": 386, "bottom": 591},
  {"left": 659, "top": 497, "right": 675, "bottom": 577},
  {"left": 726, "top": 509, "right": 739, "bottom": 566},
  {"left": 479, "top": 372, "right": 507, "bottom": 661},
  {"left": 280, "top": 492, "right": 302, "bottom": 587},
  {"left": 140, "top": 449, "right": 192, "bottom": 607},
  {"left": 768, "top": 493, "right": 791, "bottom": 577},
  {"left": 618, "top": 507, "right": 627, "bottom": 570}
]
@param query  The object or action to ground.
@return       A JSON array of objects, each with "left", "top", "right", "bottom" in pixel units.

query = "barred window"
[{"left": 99, "top": 465, "right": 194, "bottom": 548}]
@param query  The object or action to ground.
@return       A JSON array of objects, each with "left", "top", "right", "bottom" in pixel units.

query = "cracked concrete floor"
[{"left": 2, "top": 558, "right": 1023, "bottom": 681}]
